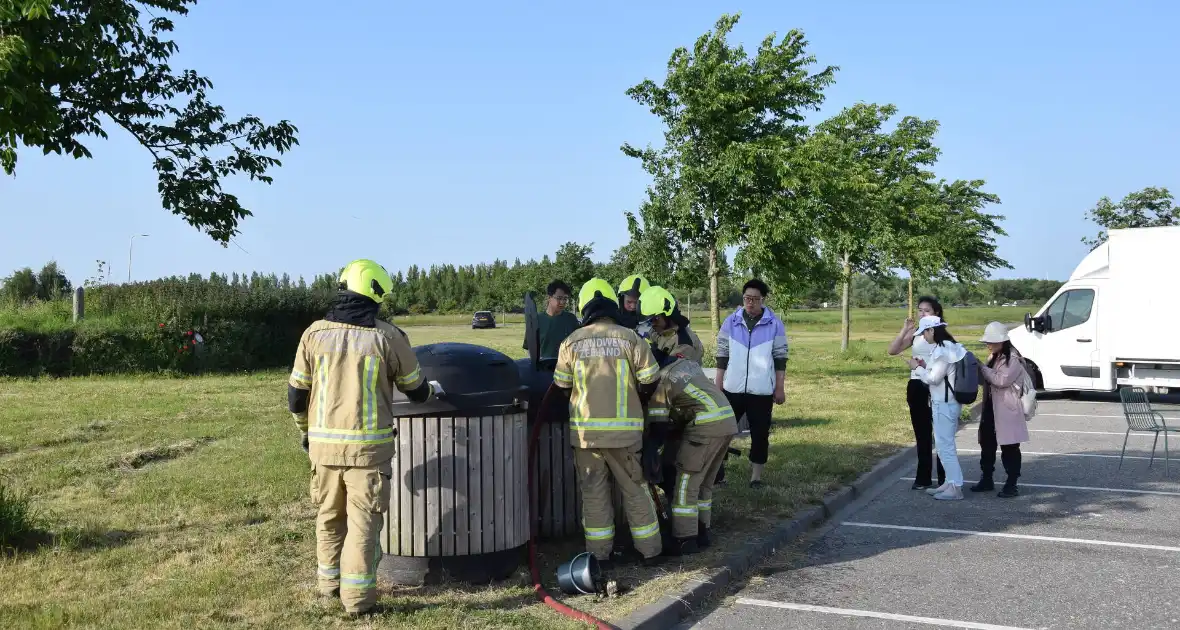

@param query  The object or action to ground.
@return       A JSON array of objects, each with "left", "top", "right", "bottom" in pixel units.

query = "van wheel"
[{"left": 1024, "top": 360, "right": 1046, "bottom": 391}]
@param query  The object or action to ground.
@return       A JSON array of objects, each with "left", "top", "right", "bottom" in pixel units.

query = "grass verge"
[{"left": 0, "top": 311, "right": 1018, "bottom": 628}]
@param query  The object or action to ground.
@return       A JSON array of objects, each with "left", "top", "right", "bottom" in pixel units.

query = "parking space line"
[
  {"left": 959, "top": 448, "right": 1156, "bottom": 461},
  {"left": 1028, "top": 429, "right": 1138, "bottom": 436},
  {"left": 734, "top": 598, "right": 1035, "bottom": 630},
  {"left": 842, "top": 522, "right": 1180, "bottom": 552},
  {"left": 1035, "top": 413, "right": 1123, "bottom": 419},
  {"left": 900, "top": 477, "right": 1180, "bottom": 497}
]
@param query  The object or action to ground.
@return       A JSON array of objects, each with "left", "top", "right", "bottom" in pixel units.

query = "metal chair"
[{"left": 1118, "top": 387, "right": 1180, "bottom": 474}]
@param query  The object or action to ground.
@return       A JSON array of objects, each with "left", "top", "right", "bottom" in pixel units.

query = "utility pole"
[{"left": 128, "top": 234, "right": 149, "bottom": 283}]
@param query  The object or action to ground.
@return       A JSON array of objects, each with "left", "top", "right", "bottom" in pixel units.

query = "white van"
[{"left": 1009, "top": 226, "right": 1180, "bottom": 394}]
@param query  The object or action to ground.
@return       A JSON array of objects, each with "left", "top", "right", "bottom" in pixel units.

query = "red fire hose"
[{"left": 528, "top": 383, "right": 619, "bottom": 630}]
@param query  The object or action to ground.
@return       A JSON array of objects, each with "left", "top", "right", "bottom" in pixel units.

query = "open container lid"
[{"left": 389, "top": 342, "right": 525, "bottom": 418}]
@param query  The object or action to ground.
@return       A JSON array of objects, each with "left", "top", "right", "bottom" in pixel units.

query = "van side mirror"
[{"left": 1024, "top": 313, "right": 1049, "bottom": 334}]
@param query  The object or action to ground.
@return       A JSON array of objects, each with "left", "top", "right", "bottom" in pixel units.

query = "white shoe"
[
  {"left": 934, "top": 484, "right": 963, "bottom": 501},
  {"left": 926, "top": 482, "right": 950, "bottom": 496}
]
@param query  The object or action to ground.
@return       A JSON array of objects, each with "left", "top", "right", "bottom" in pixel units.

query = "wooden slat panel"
[
  {"left": 553, "top": 422, "right": 566, "bottom": 537},
  {"left": 537, "top": 417, "right": 551, "bottom": 538},
  {"left": 563, "top": 425, "right": 578, "bottom": 536},
  {"left": 399, "top": 417, "right": 413, "bottom": 556},
  {"left": 426, "top": 417, "right": 440, "bottom": 556},
  {"left": 481, "top": 416, "right": 495, "bottom": 553},
  {"left": 412, "top": 419, "right": 426, "bottom": 557},
  {"left": 440, "top": 418, "right": 454, "bottom": 556},
  {"left": 455, "top": 420, "right": 469, "bottom": 556},
  {"left": 467, "top": 418, "right": 482, "bottom": 554},
  {"left": 495, "top": 414, "right": 507, "bottom": 552},
  {"left": 516, "top": 413, "right": 528, "bottom": 544}
]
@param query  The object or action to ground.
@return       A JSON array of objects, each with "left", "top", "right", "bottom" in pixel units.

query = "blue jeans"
[{"left": 932, "top": 398, "right": 964, "bottom": 486}]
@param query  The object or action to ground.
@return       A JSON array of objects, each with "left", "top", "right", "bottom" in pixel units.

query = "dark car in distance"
[{"left": 471, "top": 310, "right": 496, "bottom": 329}]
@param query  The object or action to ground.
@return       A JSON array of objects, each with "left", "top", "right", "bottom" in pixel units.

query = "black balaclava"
[
  {"left": 581, "top": 295, "right": 624, "bottom": 328},
  {"left": 325, "top": 290, "right": 380, "bottom": 328}
]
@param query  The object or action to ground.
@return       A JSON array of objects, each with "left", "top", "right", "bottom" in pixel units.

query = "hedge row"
[{"left": 0, "top": 319, "right": 311, "bottom": 377}]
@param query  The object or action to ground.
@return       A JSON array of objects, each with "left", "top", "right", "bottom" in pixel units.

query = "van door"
[{"left": 1036, "top": 287, "right": 1099, "bottom": 390}]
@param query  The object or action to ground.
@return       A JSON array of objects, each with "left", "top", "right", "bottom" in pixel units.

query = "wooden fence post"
[{"left": 73, "top": 287, "right": 85, "bottom": 322}]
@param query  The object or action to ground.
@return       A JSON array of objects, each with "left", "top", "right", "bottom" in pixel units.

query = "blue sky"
[{"left": 4, "top": 1, "right": 1177, "bottom": 287}]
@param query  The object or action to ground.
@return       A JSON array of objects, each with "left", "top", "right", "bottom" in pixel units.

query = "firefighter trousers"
[
  {"left": 573, "top": 447, "right": 662, "bottom": 560},
  {"left": 669, "top": 435, "right": 732, "bottom": 539},
  {"left": 310, "top": 461, "right": 392, "bottom": 613}
]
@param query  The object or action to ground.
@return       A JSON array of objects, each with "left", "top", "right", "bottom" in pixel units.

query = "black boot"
[
  {"left": 997, "top": 484, "right": 1019, "bottom": 498},
  {"left": 970, "top": 470, "right": 994, "bottom": 492},
  {"left": 662, "top": 537, "right": 699, "bottom": 557},
  {"left": 696, "top": 521, "right": 711, "bottom": 549}
]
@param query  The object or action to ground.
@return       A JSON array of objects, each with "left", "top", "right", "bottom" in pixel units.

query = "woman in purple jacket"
[{"left": 714, "top": 279, "right": 788, "bottom": 489}]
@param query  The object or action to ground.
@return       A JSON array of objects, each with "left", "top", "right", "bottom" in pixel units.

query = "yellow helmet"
[
  {"left": 618, "top": 274, "right": 650, "bottom": 297},
  {"left": 578, "top": 277, "right": 618, "bottom": 313},
  {"left": 638, "top": 286, "right": 677, "bottom": 319},
  {"left": 338, "top": 259, "right": 393, "bottom": 303}
]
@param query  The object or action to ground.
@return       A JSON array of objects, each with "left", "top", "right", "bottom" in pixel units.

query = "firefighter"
[
  {"left": 287, "top": 259, "right": 444, "bottom": 615},
  {"left": 635, "top": 285, "right": 704, "bottom": 364},
  {"left": 615, "top": 274, "right": 650, "bottom": 330},
  {"left": 639, "top": 286, "right": 738, "bottom": 555},
  {"left": 553, "top": 277, "right": 665, "bottom": 566}
]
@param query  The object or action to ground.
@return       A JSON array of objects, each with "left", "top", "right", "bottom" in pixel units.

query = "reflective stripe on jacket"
[
  {"left": 553, "top": 319, "right": 661, "bottom": 449},
  {"left": 290, "top": 319, "right": 425, "bottom": 466},
  {"left": 646, "top": 359, "right": 739, "bottom": 439}
]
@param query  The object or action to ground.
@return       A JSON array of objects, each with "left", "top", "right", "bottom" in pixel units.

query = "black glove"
[
  {"left": 300, "top": 432, "right": 309, "bottom": 453},
  {"left": 641, "top": 441, "right": 662, "bottom": 485},
  {"left": 641, "top": 423, "right": 670, "bottom": 484}
]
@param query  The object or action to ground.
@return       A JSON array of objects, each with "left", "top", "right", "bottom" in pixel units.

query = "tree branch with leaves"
[
  {"left": 1, "top": 0, "right": 299, "bottom": 244},
  {"left": 1082, "top": 186, "right": 1178, "bottom": 250}
]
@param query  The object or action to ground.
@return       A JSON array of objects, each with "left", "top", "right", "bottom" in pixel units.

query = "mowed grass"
[{"left": 0, "top": 307, "right": 1024, "bottom": 629}]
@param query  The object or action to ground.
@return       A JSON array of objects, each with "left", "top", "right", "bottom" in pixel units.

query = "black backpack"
[{"left": 944, "top": 350, "right": 980, "bottom": 405}]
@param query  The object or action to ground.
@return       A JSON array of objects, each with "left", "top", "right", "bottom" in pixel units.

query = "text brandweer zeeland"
[{"left": 570, "top": 337, "right": 632, "bottom": 359}]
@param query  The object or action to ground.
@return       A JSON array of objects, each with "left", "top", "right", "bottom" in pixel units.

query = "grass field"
[{"left": 0, "top": 307, "right": 1025, "bottom": 629}]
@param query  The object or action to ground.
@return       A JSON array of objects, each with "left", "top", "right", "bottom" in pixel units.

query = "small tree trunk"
[
  {"left": 907, "top": 275, "right": 914, "bottom": 316},
  {"left": 840, "top": 253, "right": 852, "bottom": 352},
  {"left": 708, "top": 245, "right": 720, "bottom": 334}
]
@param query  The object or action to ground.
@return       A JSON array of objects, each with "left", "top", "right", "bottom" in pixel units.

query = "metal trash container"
[{"left": 378, "top": 342, "right": 529, "bottom": 586}]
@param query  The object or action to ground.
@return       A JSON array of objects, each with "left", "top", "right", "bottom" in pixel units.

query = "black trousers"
[
  {"left": 714, "top": 391, "right": 775, "bottom": 483},
  {"left": 979, "top": 400, "right": 1022, "bottom": 486},
  {"left": 907, "top": 379, "right": 945, "bottom": 487}
]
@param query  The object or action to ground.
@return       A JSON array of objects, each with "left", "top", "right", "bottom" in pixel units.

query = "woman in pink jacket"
[{"left": 970, "top": 322, "right": 1031, "bottom": 498}]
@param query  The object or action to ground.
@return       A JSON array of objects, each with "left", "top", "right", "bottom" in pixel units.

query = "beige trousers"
[
  {"left": 574, "top": 447, "right": 662, "bottom": 560},
  {"left": 310, "top": 461, "right": 391, "bottom": 613}
]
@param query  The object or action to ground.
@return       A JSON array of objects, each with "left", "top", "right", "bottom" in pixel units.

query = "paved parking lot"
[{"left": 683, "top": 396, "right": 1180, "bottom": 630}]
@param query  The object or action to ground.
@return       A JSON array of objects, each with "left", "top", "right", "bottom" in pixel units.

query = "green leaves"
[
  {"left": 0, "top": 0, "right": 299, "bottom": 245},
  {"left": 621, "top": 12, "right": 837, "bottom": 328},
  {"left": 1082, "top": 186, "right": 1179, "bottom": 249}
]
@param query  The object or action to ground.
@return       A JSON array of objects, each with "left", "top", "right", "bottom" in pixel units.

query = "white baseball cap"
[{"left": 913, "top": 315, "right": 946, "bottom": 337}]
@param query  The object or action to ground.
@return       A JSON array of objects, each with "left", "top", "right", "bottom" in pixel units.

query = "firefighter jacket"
[
  {"left": 652, "top": 325, "right": 704, "bottom": 365},
  {"left": 553, "top": 319, "right": 662, "bottom": 449},
  {"left": 289, "top": 319, "right": 426, "bottom": 467},
  {"left": 647, "top": 358, "right": 739, "bottom": 439}
]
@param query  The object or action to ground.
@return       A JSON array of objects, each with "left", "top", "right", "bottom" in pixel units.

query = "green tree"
[
  {"left": 1082, "top": 186, "right": 1179, "bottom": 250},
  {"left": 621, "top": 13, "right": 837, "bottom": 332},
  {"left": 35, "top": 260, "right": 70, "bottom": 299},
  {"left": 1, "top": 0, "right": 299, "bottom": 245}
]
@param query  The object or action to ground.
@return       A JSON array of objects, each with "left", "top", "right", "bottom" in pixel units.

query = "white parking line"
[
  {"left": 1028, "top": 429, "right": 1139, "bottom": 436},
  {"left": 900, "top": 477, "right": 1180, "bottom": 497},
  {"left": 842, "top": 521, "right": 1180, "bottom": 552},
  {"left": 958, "top": 448, "right": 1157, "bottom": 461},
  {"left": 1035, "top": 413, "right": 1123, "bottom": 419},
  {"left": 734, "top": 598, "right": 1036, "bottom": 630}
]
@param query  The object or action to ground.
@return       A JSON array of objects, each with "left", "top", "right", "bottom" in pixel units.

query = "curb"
[{"left": 614, "top": 445, "right": 913, "bottom": 630}]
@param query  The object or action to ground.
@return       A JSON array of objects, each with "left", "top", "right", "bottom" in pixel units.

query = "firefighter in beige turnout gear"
[
  {"left": 639, "top": 286, "right": 738, "bottom": 554},
  {"left": 553, "top": 278, "right": 664, "bottom": 563},
  {"left": 288, "top": 259, "right": 443, "bottom": 614}
]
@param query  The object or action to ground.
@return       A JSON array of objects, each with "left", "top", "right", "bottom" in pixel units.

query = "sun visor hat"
[
  {"left": 979, "top": 321, "right": 1010, "bottom": 344},
  {"left": 913, "top": 315, "right": 946, "bottom": 338}
]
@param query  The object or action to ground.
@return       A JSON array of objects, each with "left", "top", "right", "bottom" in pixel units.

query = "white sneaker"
[
  {"left": 926, "top": 482, "right": 950, "bottom": 496},
  {"left": 934, "top": 484, "right": 963, "bottom": 501}
]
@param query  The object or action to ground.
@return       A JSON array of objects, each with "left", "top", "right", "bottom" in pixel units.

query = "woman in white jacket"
[{"left": 907, "top": 316, "right": 967, "bottom": 501}]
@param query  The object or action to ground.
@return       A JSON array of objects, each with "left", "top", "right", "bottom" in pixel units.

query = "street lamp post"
[{"left": 128, "top": 234, "right": 149, "bottom": 283}]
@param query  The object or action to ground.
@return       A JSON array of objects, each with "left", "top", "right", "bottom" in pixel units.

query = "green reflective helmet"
[
  {"left": 338, "top": 259, "right": 393, "bottom": 303},
  {"left": 638, "top": 286, "right": 677, "bottom": 319},
  {"left": 578, "top": 277, "right": 618, "bottom": 313}
]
